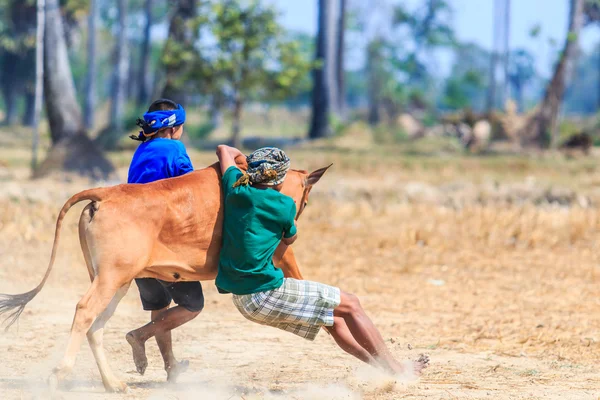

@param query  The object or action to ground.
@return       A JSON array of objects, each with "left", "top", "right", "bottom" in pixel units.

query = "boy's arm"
[
  {"left": 281, "top": 201, "right": 298, "bottom": 245},
  {"left": 282, "top": 234, "right": 297, "bottom": 246},
  {"left": 216, "top": 145, "right": 244, "bottom": 175}
]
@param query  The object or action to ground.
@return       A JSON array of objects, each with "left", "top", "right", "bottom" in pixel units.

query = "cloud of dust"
[
  {"left": 146, "top": 382, "right": 360, "bottom": 400},
  {"left": 349, "top": 359, "right": 419, "bottom": 396}
]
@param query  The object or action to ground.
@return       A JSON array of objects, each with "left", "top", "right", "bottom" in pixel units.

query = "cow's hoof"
[{"left": 104, "top": 380, "right": 129, "bottom": 393}]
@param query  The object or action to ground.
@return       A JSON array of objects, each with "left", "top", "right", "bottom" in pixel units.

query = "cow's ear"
[{"left": 307, "top": 164, "right": 332, "bottom": 186}]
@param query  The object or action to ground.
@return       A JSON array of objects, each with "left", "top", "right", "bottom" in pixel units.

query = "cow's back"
[{"left": 100, "top": 165, "right": 225, "bottom": 281}]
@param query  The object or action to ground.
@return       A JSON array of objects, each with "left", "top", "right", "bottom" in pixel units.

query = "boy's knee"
[
  {"left": 184, "top": 297, "right": 204, "bottom": 314},
  {"left": 338, "top": 292, "right": 362, "bottom": 317}
]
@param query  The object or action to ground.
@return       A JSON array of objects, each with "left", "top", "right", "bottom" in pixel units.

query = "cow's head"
[{"left": 282, "top": 164, "right": 332, "bottom": 221}]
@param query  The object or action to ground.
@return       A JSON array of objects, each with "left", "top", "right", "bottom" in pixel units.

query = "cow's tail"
[{"left": 0, "top": 187, "right": 109, "bottom": 330}]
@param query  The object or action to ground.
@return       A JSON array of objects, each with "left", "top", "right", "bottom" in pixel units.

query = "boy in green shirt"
[{"left": 216, "top": 145, "right": 429, "bottom": 377}]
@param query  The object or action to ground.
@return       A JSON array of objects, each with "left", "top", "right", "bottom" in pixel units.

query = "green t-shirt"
[{"left": 216, "top": 166, "right": 297, "bottom": 295}]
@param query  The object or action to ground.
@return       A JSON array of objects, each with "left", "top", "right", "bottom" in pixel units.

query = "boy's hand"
[{"left": 216, "top": 145, "right": 245, "bottom": 175}]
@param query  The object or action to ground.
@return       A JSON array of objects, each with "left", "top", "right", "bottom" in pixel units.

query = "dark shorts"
[{"left": 135, "top": 278, "right": 205, "bottom": 312}]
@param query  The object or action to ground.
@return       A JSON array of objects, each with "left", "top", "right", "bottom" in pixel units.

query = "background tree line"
[{"left": 0, "top": 0, "right": 598, "bottom": 178}]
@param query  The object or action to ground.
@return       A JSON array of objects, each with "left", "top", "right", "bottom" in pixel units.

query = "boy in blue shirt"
[
  {"left": 125, "top": 99, "right": 204, "bottom": 382},
  {"left": 216, "top": 145, "right": 429, "bottom": 378}
]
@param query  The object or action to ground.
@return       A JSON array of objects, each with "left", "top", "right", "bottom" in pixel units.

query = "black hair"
[
  {"left": 147, "top": 98, "right": 178, "bottom": 112},
  {"left": 131, "top": 98, "right": 178, "bottom": 142}
]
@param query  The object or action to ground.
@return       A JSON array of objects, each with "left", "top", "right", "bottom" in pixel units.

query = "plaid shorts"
[{"left": 232, "top": 278, "right": 341, "bottom": 341}]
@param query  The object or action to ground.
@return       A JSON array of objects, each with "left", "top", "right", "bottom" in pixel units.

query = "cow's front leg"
[{"left": 274, "top": 244, "right": 304, "bottom": 279}]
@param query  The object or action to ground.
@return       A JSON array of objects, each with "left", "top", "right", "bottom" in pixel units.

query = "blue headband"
[{"left": 133, "top": 104, "right": 186, "bottom": 141}]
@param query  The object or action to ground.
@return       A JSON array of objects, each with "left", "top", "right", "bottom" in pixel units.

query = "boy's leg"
[
  {"left": 128, "top": 305, "right": 200, "bottom": 379},
  {"left": 127, "top": 280, "right": 203, "bottom": 380},
  {"left": 325, "top": 319, "right": 376, "bottom": 365},
  {"left": 333, "top": 291, "right": 429, "bottom": 375}
]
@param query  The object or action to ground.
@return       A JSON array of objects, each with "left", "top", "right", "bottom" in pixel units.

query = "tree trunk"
[
  {"left": 35, "top": 0, "right": 115, "bottom": 180},
  {"left": 137, "top": 0, "right": 153, "bottom": 106},
  {"left": 367, "top": 39, "right": 382, "bottom": 126},
  {"left": 127, "top": 50, "right": 138, "bottom": 101},
  {"left": 335, "top": 0, "right": 346, "bottom": 119},
  {"left": 84, "top": 0, "right": 97, "bottom": 129},
  {"left": 309, "top": 0, "right": 331, "bottom": 139},
  {"left": 502, "top": 0, "right": 511, "bottom": 105},
  {"left": 96, "top": 0, "right": 129, "bottom": 150},
  {"left": 231, "top": 94, "right": 242, "bottom": 149},
  {"left": 1, "top": 72, "right": 19, "bottom": 126},
  {"left": 161, "top": 0, "right": 198, "bottom": 105},
  {"left": 514, "top": 81, "right": 524, "bottom": 113},
  {"left": 31, "top": 0, "right": 45, "bottom": 172},
  {"left": 210, "top": 93, "right": 223, "bottom": 129},
  {"left": 326, "top": 0, "right": 339, "bottom": 118},
  {"left": 518, "top": 0, "right": 585, "bottom": 148},
  {"left": 22, "top": 88, "right": 36, "bottom": 126},
  {"left": 486, "top": 52, "right": 498, "bottom": 112},
  {"left": 3, "top": 92, "right": 19, "bottom": 126}
]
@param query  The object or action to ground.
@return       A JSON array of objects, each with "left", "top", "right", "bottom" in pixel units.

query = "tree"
[
  {"left": 161, "top": 0, "right": 202, "bottom": 105},
  {"left": 360, "top": 0, "right": 455, "bottom": 123},
  {"left": 195, "top": 0, "right": 312, "bottom": 148},
  {"left": 441, "top": 42, "right": 490, "bottom": 112},
  {"left": 334, "top": 0, "right": 347, "bottom": 118},
  {"left": 517, "top": 0, "right": 585, "bottom": 147},
  {"left": 0, "top": 1, "right": 36, "bottom": 126},
  {"left": 563, "top": 43, "right": 600, "bottom": 113},
  {"left": 366, "top": 38, "right": 385, "bottom": 125},
  {"left": 309, "top": 0, "right": 332, "bottom": 139},
  {"left": 35, "top": 0, "right": 115, "bottom": 180},
  {"left": 583, "top": 0, "right": 600, "bottom": 109},
  {"left": 84, "top": 0, "right": 98, "bottom": 129},
  {"left": 96, "top": 0, "right": 129, "bottom": 150},
  {"left": 392, "top": 0, "right": 454, "bottom": 85},
  {"left": 507, "top": 49, "right": 536, "bottom": 112},
  {"left": 31, "top": 0, "right": 45, "bottom": 171},
  {"left": 137, "top": 0, "right": 153, "bottom": 106}
]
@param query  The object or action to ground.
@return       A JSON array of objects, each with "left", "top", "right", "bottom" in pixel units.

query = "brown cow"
[{"left": 0, "top": 157, "right": 330, "bottom": 393}]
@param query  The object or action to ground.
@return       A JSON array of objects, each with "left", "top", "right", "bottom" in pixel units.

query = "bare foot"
[
  {"left": 392, "top": 354, "right": 429, "bottom": 380},
  {"left": 412, "top": 354, "right": 430, "bottom": 376},
  {"left": 126, "top": 331, "right": 148, "bottom": 375},
  {"left": 166, "top": 359, "right": 189, "bottom": 383}
]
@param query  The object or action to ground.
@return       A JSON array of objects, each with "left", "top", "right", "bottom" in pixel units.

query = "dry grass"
[{"left": 0, "top": 138, "right": 599, "bottom": 399}]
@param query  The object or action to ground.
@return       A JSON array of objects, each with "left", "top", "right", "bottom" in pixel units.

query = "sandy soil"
[{"left": 0, "top": 160, "right": 599, "bottom": 400}]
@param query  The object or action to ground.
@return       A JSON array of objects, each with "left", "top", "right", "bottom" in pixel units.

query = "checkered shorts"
[{"left": 232, "top": 278, "right": 341, "bottom": 341}]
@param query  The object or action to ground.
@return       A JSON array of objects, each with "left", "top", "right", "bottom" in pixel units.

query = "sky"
[{"left": 270, "top": 0, "right": 600, "bottom": 77}]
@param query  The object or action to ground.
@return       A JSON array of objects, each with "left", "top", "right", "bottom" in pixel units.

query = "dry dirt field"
[{"left": 1, "top": 143, "right": 599, "bottom": 400}]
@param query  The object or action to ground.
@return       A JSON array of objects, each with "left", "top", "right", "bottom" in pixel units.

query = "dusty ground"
[{"left": 1, "top": 145, "right": 599, "bottom": 399}]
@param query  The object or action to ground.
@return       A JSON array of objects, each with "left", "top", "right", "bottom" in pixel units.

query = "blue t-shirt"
[{"left": 127, "top": 138, "right": 194, "bottom": 184}]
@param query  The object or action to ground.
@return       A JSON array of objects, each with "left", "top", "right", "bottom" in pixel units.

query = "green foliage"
[
  {"left": 529, "top": 24, "right": 542, "bottom": 38},
  {"left": 191, "top": 0, "right": 314, "bottom": 114},
  {"left": 186, "top": 121, "right": 216, "bottom": 141},
  {"left": 564, "top": 43, "right": 600, "bottom": 114},
  {"left": 392, "top": 0, "right": 455, "bottom": 84},
  {"left": 441, "top": 42, "right": 489, "bottom": 111}
]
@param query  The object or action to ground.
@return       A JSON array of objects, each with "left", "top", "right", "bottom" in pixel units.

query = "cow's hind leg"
[
  {"left": 79, "top": 206, "right": 130, "bottom": 391},
  {"left": 87, "top": 283, "right": 130, "bottom": 393},
  {"left": 49, "top": 276, "right": 121, "bottom": 392}
]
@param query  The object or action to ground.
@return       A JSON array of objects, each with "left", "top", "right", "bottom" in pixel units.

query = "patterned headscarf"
[{"left": 234, "top": 147, "right": 291, "bottom": 187}]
